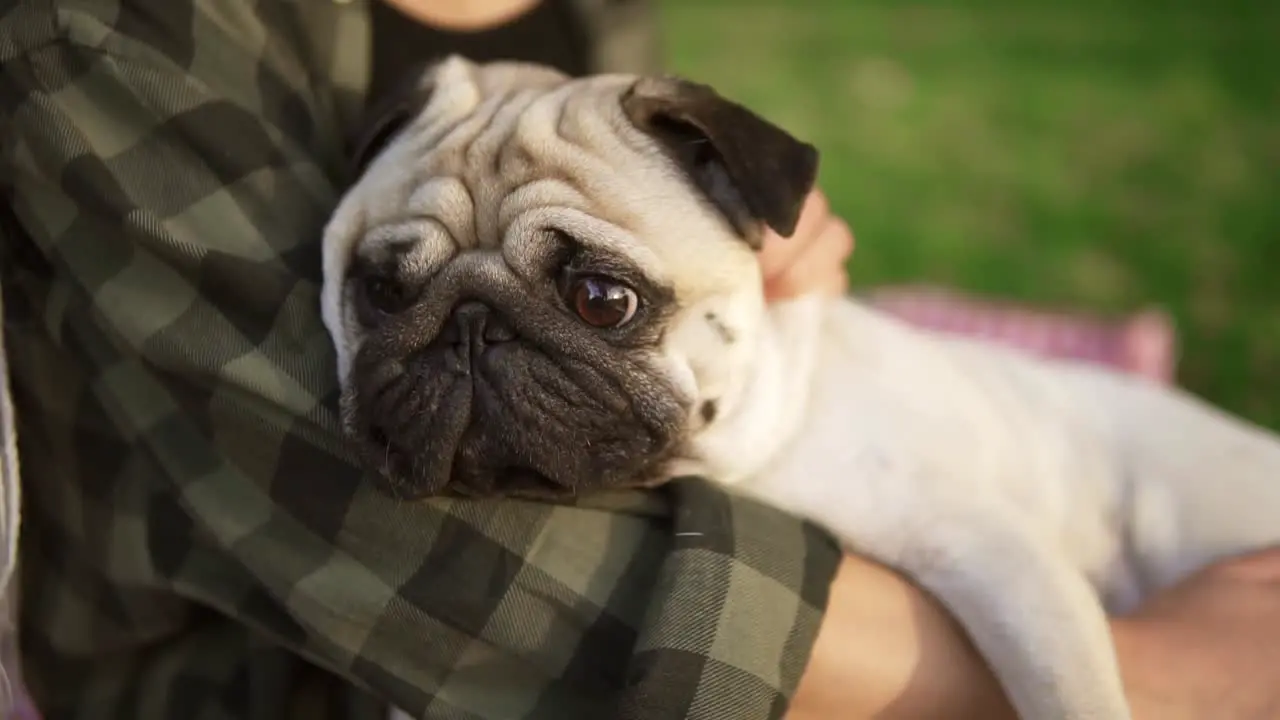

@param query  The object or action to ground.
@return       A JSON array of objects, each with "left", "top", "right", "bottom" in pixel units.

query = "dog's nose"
[{"left": 445, "top": 300, "right": 517, "bottom": 347}]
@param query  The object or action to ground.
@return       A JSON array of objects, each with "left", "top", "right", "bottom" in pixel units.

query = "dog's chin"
[{"left": 344, "top": 335, "right": 687, "bottom": 502}]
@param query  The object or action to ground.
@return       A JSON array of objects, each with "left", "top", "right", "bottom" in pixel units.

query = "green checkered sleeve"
[{"left": 0, "top": 2, "right": 843, "bottom": 719}]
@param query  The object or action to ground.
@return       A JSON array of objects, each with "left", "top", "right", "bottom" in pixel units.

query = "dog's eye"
[
  {"left": 356, "top": 275, "right": 416, "bottom": 324},
  {"left": 567, "top": 276, "right": 639, "bottom": 329}
]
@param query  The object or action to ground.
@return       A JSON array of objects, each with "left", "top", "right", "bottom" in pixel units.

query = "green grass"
[{"left": 659, "top": 0, "right": 1280, "bottom": 430}]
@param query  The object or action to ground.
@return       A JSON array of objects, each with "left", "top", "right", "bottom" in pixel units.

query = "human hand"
[
  {"left": 758, "top": 188, "right": 854, "bottom": 303},
  {"left": 1114, "top": 547, "right": 1280, "bottom": 720}
]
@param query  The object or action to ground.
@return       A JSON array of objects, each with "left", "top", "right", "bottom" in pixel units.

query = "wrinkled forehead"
[
  {"left": 331, "top": 62, "right": 728, "bottom": 275},
  {"left": 389, "top": 61, "right": 659, "bottom": 192},
  {"left": 411, "top": 66, "right": 651, "bottom": 189}
]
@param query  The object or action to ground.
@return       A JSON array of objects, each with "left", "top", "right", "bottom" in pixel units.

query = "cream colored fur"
[{"left": 325, "top": 57, "right": 1280, "bottom": 720}]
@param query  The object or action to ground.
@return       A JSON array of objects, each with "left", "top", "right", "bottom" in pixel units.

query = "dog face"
[{"left": 321, "top": 55, "right": 818, "bottom": 500}]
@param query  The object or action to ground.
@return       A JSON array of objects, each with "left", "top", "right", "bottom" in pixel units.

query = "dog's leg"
[
  {"left": 1055, "top": 363, "right": 1280, "bottom": 597},
  {"left": 747, "top": 467, "right": 1131, "bottom": 720},
  {"left": 887, "top": 513, "right": 1132, "bottom": 720}
]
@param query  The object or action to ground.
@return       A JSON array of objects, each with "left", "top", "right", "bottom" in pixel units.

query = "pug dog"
[{"left": 321, "top": 55, "right": 1280, "bottom": 720}]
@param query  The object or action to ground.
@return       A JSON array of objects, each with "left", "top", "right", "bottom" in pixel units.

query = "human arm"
[{"left": 782, "top": 549, "right": 1280, "bottom": 720}]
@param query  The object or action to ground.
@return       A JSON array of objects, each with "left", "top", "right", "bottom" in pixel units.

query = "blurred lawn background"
[{"left": 658, "top": 0, "right": 1280, "bottom": 430}]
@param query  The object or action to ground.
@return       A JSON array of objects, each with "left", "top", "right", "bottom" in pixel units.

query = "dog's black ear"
[
  {"left": 620, "top": 76, "right": 819, "bottom": 247},
  {"left": 347, "top": 64, "right": 438, "bottom": 179}
]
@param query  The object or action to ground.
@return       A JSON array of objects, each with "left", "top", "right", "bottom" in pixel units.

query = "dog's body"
[
  {"left": 705, "top": 293, "right": 1280, "bottom": 718},
  {"left": 323, "top": 56, "right": 1280, "bottom": 720}
]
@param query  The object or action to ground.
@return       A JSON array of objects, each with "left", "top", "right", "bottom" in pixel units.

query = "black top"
[{"left": 368, "top": 0, "right": 592, "bottom": 106}]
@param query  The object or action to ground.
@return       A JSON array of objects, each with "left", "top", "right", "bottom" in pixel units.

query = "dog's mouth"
[
  {"left": 483, "top": 466, "right": 573, "bottom": 499},
  {"left": 362, "top": 423, "right": 417, "bottom": 496},
  {"left": 361, "top": 422, "right": 574, "bottom": 500}
]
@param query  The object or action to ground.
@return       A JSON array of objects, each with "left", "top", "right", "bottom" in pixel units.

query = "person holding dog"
[{"left": 1, "top": 0, "right": 1277, "bottom": 718}]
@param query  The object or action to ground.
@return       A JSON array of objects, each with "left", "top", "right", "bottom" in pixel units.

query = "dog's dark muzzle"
[
  {"left": 346, "top": 272, "right": 686, "bottom": 502},
  {"left": 429, "top": 300, "right": 519, "bottom": 374}
]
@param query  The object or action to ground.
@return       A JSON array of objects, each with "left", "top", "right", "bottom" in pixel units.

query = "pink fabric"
[{"left": 864, "top": 285, "right": 1178, "bottom": 385}]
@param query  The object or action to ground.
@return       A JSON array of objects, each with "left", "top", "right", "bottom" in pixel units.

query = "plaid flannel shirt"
[{"left": 0, "top": 1, "right": 842, "bottom": 718}]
